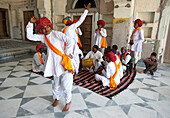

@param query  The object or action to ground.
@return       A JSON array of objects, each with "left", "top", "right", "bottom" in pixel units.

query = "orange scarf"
[
  {"left": 44, "top": 36, "right": 74, "bottom": 74},
  {"left": 128, "top": 27, "right": 141, "bottom": 52},
  {"left": 117, "top": 56, "right": 121, "bottom": 69},
  {"left": 98, "top": 29, "right": 107, "bottom": 48},
  {"left": 110, "top": 62, "right": 118, "bottom": 90},
  {"left": 130, "top": 27, "right": 141, "bottom": 40},
  {"left": 37, "top": 52, "right": 44, "bottom": 64},
  {"left": 75, "top": 29, "right": 82, "bottom": 47}
]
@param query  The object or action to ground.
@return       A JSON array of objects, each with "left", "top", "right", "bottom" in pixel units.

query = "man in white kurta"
[
  {"left": 95, "top": 51, "right": 120, "bottom": 87},
  {"left": 32, "top": 44, "right": 46, "bottom": 72},
  {"left": 83, "top": 45, "right": 103, "bottom": 72},
  {"left": 26, "top": 16, "right": 76, "bottom": 112},
  {"left": 94, "top": 20, "right": 107, "bottom": 54},
  {"left": 65, "top": 11, "right": 88, "bottom": 75},
  {"left": 129, "top": 19, "right": 144, "bottom": 70}
]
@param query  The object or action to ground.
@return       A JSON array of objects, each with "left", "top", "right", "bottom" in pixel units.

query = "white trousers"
[
  {"left": 131, "top": 51, "right": 141, "bottom": 64},
  {"left": 73, "top": 53, "right": 80, "bottom": 74},
  {"left": 52, "top": 72, "right": 73, "bottom": 104},
  {"left": 95, "top": 74, "right": 110, "bottom": 87}
]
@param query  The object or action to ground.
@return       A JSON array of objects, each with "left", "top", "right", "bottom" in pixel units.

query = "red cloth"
[
  {"left": 97, "top": 20, "right": 105, "bottom": 27},
  {"left": 135, "top": 19, "right": 143, "bottom": 27},
  {"left": 104, "top": 51, "right": 117, "bottom": 62},
  {"left": 66, "top": 20, "right": 72, "bottom": 25},
  {"left": 73, "top": 19, "right": 78, "bottom": 24},
  {"left": 36, "top": 44, "right": 44, "bottom": 51},
  {"left": 36, "top": 17, "right": 53, "bottom": 34}
]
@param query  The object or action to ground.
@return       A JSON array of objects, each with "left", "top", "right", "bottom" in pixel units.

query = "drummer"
[{"left": 82, "top": 45, "right": 103, "bottom": 72}]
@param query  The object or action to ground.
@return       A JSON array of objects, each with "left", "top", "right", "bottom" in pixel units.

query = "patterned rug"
[
  {"left": 30, "top": 69, "right": 136, "bottom": 99},
  {"left": 74, "top": 69, "right": 136, "bottom": 99}
]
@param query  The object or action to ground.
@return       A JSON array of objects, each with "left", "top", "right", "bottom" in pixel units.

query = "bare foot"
[
  {"left": 52, "top": 99, "right": 59, "bottom": 107},
  {"left": 62, "top": 101, "right": 71, "bottom": 112}
]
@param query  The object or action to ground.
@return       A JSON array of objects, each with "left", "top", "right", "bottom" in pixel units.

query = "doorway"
[
  {"left": 23, "top": 10, "right": 34, "bottom": 40},
  {"left": 0, "top": 9, "right": 9, "bottom": 39},
  {"left": 74, "top": 15, "right": 92, "bottom": 53}
]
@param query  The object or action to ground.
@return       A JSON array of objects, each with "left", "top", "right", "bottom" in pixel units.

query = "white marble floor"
[{"left": 0, "top": 57, "right": 170, "bottom": 118}]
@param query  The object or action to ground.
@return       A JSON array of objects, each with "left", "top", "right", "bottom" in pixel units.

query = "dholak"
[{"left": 82, "top": 58, "right": 93, "bottom": 68}]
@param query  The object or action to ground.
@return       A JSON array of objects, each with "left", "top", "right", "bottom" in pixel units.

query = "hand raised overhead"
[
  {"left": 84, "top": 3, "right": 91, "bottom": 10},
  {"left": 30, "top": 16, "right": 37, "bottom": 23}
]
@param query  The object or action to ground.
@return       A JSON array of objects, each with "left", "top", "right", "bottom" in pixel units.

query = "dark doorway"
[
  {"left": 0, "top": 9, "right": 10, "bottom": 39},
  {"left": 75, "top": 0, "right": 96, "bottom": 9},
  {"left": 23, "top": 10, "right": 34, "bottom": 40}
]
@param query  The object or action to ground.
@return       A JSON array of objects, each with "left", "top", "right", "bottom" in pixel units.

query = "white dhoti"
[
  {"left": 53, "top": 72, "right": 73, "bottom": 104},
  {"left": 131, "top": 51, "right": 141, "bottom": 64},
  {"left": 95, "top": 74, "right": 110, "bottom": 87}
]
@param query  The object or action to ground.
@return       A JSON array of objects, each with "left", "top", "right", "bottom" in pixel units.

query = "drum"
[{"left": 82, "top": 58, "right": 93, "bottom": 67}]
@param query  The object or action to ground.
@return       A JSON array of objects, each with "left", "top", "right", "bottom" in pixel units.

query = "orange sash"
[
  {"left": 98, "top": 29, "right": 107, "bottom": 48},
  {"left": 37, "top": 52, "right": 44, "bottom": 64},
  {"left": 110, "top": 62, "right": 118, "bottom": 90},
  {"left": 44, "top": 35, "right": 74, "bottom": 74},
  {"left": 117, "top": 56, "right": 121, "bottom": 69},
  {"left": 75, "top": 29, "right": 82, "bottom": 47},
  {"left": 130, "top": 27, "right": 141, "bottom": 40},
  {"left": 128, "top": 27, "right": 141, "bottom": 52}
]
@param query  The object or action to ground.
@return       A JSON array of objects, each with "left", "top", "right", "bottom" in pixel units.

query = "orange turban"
[
  {"left": 36, "top": 17, "right": 53, "bottom": 34},
  {"left": 97, "top": 20, "right": 105, "bottom": 27},
  {"left": 135, "top": 19, "right": 143, "bottom": 27}
]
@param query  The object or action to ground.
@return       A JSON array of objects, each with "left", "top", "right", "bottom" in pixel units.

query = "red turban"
[
  {"left": 135, "top": 19, "right": 143, "bottom": 27},
  {"left": 73, "top": 19, "right": 78, "bottom": 24},
  {"left": 97, "top": 20, "right": 105, "bottom": 27},
  {"left": 104, "top": 51, "right": 117, "bottom": 62},
  {"left": 66, "top": 20, "right": 72, "bottom": 25},
  {"left": 36, "top": 17, "right": 53, "bottom": 34},
  {"left": 36, "top": 44, "right": 44, "bottom": 51}
]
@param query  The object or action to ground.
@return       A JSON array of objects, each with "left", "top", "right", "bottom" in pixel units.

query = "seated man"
[
  {"left": 82, "top": 45, "right": 103, "bottom": 72},
  {"left": 95, "top": 51, "right": 120, "bottom": 89},
  {"left": 111, "top": 45, "right": 120, "bottom": 56},
  {"left": 139, "top": 52, "right": 158, "bottom": 75},
  {"left": 32, "top": 44, "right": 46, "bottom": 73},
  {"left": 120, "top": 47, "right": 131, "bottom": 72}
]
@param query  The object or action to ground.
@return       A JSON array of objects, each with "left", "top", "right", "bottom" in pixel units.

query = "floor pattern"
[{"left": 0, "top": 57, "right": 170, "bottom": 118}]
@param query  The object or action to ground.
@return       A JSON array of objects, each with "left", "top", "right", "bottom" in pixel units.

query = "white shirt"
[
  {"left": 84, "top": 50, "right": 103, "bottom": 63},
  {"left": 104, "top": 61, "right": 120, "bottom": 85},
  {"left": 130, "top": 28, "right": 144, "bottom": 52},
  {"left": 32, "top": 52, "right": 46, "bottom": 72},
  {"left": 26, "top": 22, "right": 74, "bottom": 77},
  {"left": 94, "top": 28, "right": 107, "bottom": 48}
]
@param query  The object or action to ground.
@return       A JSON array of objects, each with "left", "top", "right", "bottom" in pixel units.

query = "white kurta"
[
  {"left": 65, "top": 10, "right": 88, "bottom": 74},
  {"left": 26, "top": 22, "right": 74, "bottom": 77},
  {"left": 130, "top": 28, "right": 144, "bottom": 52},
  {"left": 32, "top": 52, "right": 46, "bottom": 72},
  {"left": 94, "top": 28, "right": 107, "bottom": 48},
  {"left": 84, "top": 50, "right": 103, "bottom": 71},
  {"left": 95, "top": 61, "right": 120, "bottom": 87}
]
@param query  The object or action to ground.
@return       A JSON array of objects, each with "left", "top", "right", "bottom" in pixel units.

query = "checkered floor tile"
[{"left": 0, "top": 57, "right": 170, "bottom": 118}]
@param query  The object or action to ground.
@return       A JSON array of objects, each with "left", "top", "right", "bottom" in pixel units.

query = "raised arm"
[
  {"left": 26, "top": 16, "right": 44, "bottom": 42},
  {"left": 71, "top": 3, "right": 91, "bottom": 29}
]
